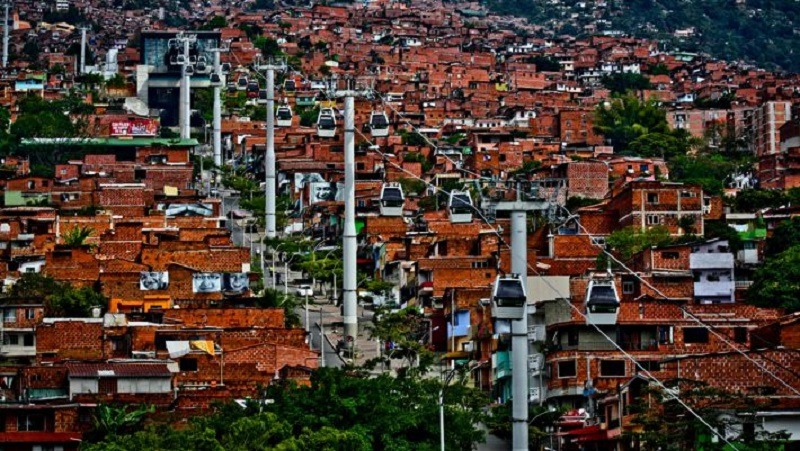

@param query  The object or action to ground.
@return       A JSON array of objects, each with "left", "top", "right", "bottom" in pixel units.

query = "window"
[
  {"left": 179, "top": 358, "right": 198, "bottom": 372},
  {"left": 3, "top": 334, "right": 18, "bottom": 345},
  {"left": 3, "top": 309, "right": 16, "bottom": 323},
  {"left": 681, "top": 190, "right": 696, "bottom": 198},
  {"left": 661, "top": 251, "right": 680, "bottom": 260},
  {"left": 562, "top": 329, "right": 577, "bottom": 347},
  {"left": 600, "top": 360, "right": 626, "bottom": 377},
  {"left": 683, "top": 327, "right": 709, "bottom": 344},
  {"left": 26, "top": 309, "right": 35, "bottom": 320},
  {"left": 733, "top": 327, "right": 748, "bottom": 344},
  {"left": 23, "top": 334, "right": 34, "bottom": 347},
  {"left": 622, "top": 280, "right": 635, "bottom": 294},
  {"left": 646, "top": 214, "right": 661, "bottom": 225},
  {"left": 640, "top": 164, "right": 649, "bottom": 172},
  {"left": 639, "top": 360, "right": 661, "bottom": 371},
  {"left": 647, "top": 193, "right": 659, "bottom": 204},
  {"left": 18, "top": 414, "right": 46, "bottom": 431},
  {"left": 471, "top": 261, "right": 489, "bottom": 269},
  {"left": 557, "top": 360, "right": 576, "bottom": 378}
]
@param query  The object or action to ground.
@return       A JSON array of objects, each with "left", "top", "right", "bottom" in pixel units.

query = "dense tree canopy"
[
  {"left": 593, "top": 95, "right": 673, "bottom": 154},
  {"left": 484, "top": 0, "right": 800, "bottom": 72},
  {"left": 84, "top": 368, "right": 488, "bottom": 450},
  {"left": 748, "top": 245, "right": 800, "bottom": 313},
  {"left": 600, "top": 73, "right": 653, "bottom": 95},
  {"left": 4, "top": 273, "right": 107, "bottom": 317}
]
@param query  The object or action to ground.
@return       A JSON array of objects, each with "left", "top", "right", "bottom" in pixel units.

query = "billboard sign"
[{"left": 110, "top": 119, "right": 159, "bottom": 137}]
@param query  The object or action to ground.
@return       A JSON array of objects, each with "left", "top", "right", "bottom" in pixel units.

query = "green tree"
[
  {"left": 45, "top": 285, "right": 107, "bottom": 317},
  {"left": 628, "top": 379, "right": 790, "bottom": 450},
  {"left": 593, "top": 94, "right": 674, "bottom": 154},
  {"left": 368, "top": 307, "right": 434, "bottom": 375},
  {"left": 600, "top": 72, "right": 653, "bottom": 94},
  {"left": 703, "top": 220, "right": 742, "bottom": 253},
  {"left": 604, "top": 226, "right": 674, "bottom": 262},
  {"left": 106, "top": 73, "right": 127, "bottom": 89},
  {"left": 88, "top": 404, "right": 154, "bottom": 442},
  {"left": 62, "top": 226, "right": 94, "bottom": 247},
  {"left": 201, "top": 15, "right": 227, "bottom": 30},
  {"left": 667, "top": 153, "right": 739, "bottom": 196},
  {"left": 5, "top": 273, "right": 61, "bottom": 299},
  {"left": 526, "top": 55, "right": 561, "bottom": 71},
  {"left": 22, "top": 40, "right": 40, "bottom": 63},
  {"left": 747, "top": 245, "right": 800, "bottom": 313},
  {"left": 764, "top": 218, "right": 800, "bottom": 258},
  {"left": 84, "top": 368, "right": 488, "bottom": 450},
  {"left": 259, "top": 37, "right": 282, "bottom": 57},
  {"left": 255, "top": 288, "right": 301, "bottom": 327}
]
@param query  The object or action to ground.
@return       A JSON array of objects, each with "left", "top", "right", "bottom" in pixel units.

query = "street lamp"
[{"left": 439, "top": 361, "right": 487, "bottom": 451}]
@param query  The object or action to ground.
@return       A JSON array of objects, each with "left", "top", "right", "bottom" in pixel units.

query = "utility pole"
[
  {"left": 173, "top": 32, "right": 197, "bottom": 140},
  {"left": 2, "top": 1, "right": 10, "bottom": 68},
  {"left": 257, "top": 57, "right": 286, "bottom": 241},
  {"left": 490, "top": 182, "right": 549, "bottom": 451},
  {"left": 208, "top": 45, "right": 228, "bottom": 167},
  {"left": 79, "top": 27, "right": 87, "bottom": 74},
  {"left": 324, "top": 75, "right": 374, "bottom": 352}
]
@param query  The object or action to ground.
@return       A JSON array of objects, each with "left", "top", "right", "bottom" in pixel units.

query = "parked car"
[{"left": 296, "top": 284, "right": 313, "bottom": 297}]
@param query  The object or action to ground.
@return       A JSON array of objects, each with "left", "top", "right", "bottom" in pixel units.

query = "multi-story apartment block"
[{"left": 606, "top": 180, "right": 705, "bottom": 236}]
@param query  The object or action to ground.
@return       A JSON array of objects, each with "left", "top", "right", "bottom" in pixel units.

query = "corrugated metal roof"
[{"left": 66, "top": 362, "right": 171, "bottom": 378}]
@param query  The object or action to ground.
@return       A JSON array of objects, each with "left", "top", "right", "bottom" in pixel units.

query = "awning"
[{"left": 443, "top": 351, "right": 471, "bottom": 360}]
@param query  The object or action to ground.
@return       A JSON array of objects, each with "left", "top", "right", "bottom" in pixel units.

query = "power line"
[
  {"left": 368, "top": 82, "right": 800, "bottom": 397},
  {"left": 348, "top": 127, "right": 742, "bottom": 449},
  {"left": 253, "top": 61, "right": 800, "bottom": 414}
]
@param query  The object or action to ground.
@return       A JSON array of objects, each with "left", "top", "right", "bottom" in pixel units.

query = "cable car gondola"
[
  {"left": 585, "top": 277, "right": 620, "bottom": 325},
  {"left": 284, "top": 79, "right": 296, "bottom": 92},
  {"left": 236, "top": 75, "right": 248, "bottom": 90},
  {"left": 369, "top": 110, "right": 390, "bottom": 138},
  {"left": 379, "top": 182, "right": 404, "bottom": 216},
  {"left": 491, "top": 274, "right": 527, "bottom": 319},
  {"left": 317, "top": 107, "right": 337, "bottom": 138},
  {"left": 448, "top": 190, "right": 473, "bottom": 223},
  {"left": 276, "top": 104, "right": 293, "bottom": 127},
  {"left": 246, "top": 81, "right": 259, "bottom": 98}
]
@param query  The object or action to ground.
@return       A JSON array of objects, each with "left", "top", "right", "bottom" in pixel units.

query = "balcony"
[
  {"left": 559, "top": 339, "right": 658, "bottom": 352},
  {"left": 690, "top": 253, "right": 733, "bottom": 270},
  {"left": 694, "top": 281, "right": 735, "bottom": 298}
]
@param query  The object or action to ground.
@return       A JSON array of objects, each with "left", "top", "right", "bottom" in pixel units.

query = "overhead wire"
[
  {"left": 249, "top": 61, "right": 799, "bottom": 404},
  {"left": 350, "top": 129, "right": 742, "bottom": 450},
  {"left": 368, "top": 83, "right": 800, "bottom": 398}
]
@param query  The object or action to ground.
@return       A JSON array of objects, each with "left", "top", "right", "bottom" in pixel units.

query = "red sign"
[{"left": 110, "top": 119, "right": 158, "bottom": 137}]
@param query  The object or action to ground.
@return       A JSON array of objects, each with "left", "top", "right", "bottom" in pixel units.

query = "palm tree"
[
  {"left": 62, "top": 226, "right": 94, "bottom": 247},
  {"left": 91, "top": 404, "right": 154, "bottom": 441}
]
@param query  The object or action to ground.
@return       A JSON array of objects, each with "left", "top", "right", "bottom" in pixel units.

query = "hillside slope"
[{"left": 483, "top": 0, "right": 800, "bottom": 73}]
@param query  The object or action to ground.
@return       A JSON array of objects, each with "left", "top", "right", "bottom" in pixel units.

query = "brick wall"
[
  {"left": 36, "top": 320, "right": 108, "bottom": 362},
  {"left": 163, "top": 308, "right": 284, "bottom": 329}
]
